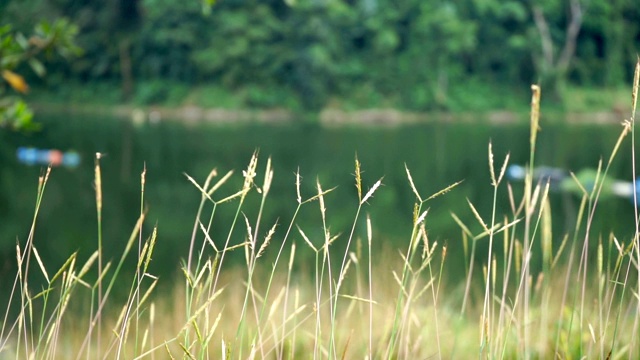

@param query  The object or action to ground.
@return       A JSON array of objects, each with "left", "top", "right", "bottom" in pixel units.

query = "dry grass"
[{"left": 1, "top": 60, "right": 640, "bottom": 359}]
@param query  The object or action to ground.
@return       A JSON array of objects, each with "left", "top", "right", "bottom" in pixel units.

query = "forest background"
[{"left": 1, "top": 0, "right": 639, "bottom": 119}]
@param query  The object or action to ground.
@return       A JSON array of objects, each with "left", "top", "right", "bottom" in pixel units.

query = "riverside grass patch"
[{"left": 2, "top": 61, "right": 640, "bottom": 359}]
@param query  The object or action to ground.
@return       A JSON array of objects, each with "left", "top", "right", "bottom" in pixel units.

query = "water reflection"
[{"left": 0, "top": 115, "right": 635, "bottom": 280}]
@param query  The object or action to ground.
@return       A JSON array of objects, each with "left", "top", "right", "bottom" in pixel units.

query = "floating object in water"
[
  {"left": 16, "top": 147, "right": 81, "bottom": 168},
  {"left": 507, "top": 164, "right": 640, "bottom": 206},
  {"left": 507, "top": 164, "right": 569, "bottom": 190}
]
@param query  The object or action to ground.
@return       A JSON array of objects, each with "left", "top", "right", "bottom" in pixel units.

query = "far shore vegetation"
[
  {"left": 27, "top": 82, "right": 634, "bottom": 126},
  {"left": 2, "top": 0, "right": 639, "bottom": 127}
]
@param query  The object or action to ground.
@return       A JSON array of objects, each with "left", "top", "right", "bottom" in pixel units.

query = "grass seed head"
[
  {"left": 355, "top": 156, "right": 362, "bottom": 202},
  {"left": 361, "top": 178, "right": 383, "bottom": 205},
  {"left": 257, "top": 222, "right": 277, "bottom": 258},
  {"left": 262, "top": 157, "right": 273, "bottom": 195},
  {"left": 241, "top": 152, "right": 259, "bottom": 196},
  {"left": 632, "top": 56, "right": 639, "bottom": 117},
  {"left": 405, "top": 164, "right": 422, "bottom": 202},
  {"left": 489, "top": 141, "right": 496, "bottom": 187},
  {"left": 295, "top": 168, "right": 302, "bottom": 204}
]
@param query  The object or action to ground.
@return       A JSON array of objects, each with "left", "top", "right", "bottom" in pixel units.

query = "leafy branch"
[{"left": 0, "top": 18, "right": 82, "bottom": 130}]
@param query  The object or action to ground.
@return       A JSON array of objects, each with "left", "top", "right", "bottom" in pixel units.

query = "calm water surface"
[{"left": 0, "top": 114, "right": 635, "bottom": 279}]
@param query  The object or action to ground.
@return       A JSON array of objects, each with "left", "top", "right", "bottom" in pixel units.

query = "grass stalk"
[{"left": 94, "top": 153, "right": 104, "bottom": 357}]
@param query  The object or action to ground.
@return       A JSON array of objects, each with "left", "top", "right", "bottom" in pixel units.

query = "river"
[{"left": 0, "top": 113, "right": 635, "bottom": 280}]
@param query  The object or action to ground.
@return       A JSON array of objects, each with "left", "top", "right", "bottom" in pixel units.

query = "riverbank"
[
  {"left": 32, "top": 101, "right": 629, "bottom": 127},
  {"left": 27, "top": 81, "right": 633, "bottom": 126}
]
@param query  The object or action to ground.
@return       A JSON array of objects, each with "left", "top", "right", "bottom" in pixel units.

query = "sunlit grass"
[{"left": 1, "top": 60, "right": 640, "bottom": 359}]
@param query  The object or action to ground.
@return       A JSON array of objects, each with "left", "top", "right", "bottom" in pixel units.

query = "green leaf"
[
  {"left": 29, "top": 58, "right": 46, "bottom": 77},
  {"left": 15, "top": 33, "right": 28, "bottom": 49}
]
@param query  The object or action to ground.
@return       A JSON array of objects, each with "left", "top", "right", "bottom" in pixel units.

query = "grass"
[{"left": 1, "top": 60, "right": 640, "bottom": 359}]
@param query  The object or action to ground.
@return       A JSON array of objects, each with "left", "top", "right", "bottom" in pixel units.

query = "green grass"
[{"left": 1, "top": 60, "right": 640, "bottom": 359}]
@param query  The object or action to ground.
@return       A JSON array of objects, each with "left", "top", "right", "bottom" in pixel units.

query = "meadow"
[{"left": 1, "top": 62, "right": 640, "bottom": 359}]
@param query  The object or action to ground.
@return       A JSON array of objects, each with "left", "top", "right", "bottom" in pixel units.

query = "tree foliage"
[
  {"left": 1, "top": 0, "right": 638, "bottom": 111},
  {"left": 0, "top": 19, "right": 81, "bottom": 129}
]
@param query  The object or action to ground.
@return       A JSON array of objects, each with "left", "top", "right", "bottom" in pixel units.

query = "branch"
[
  {"left": 532, "top": 6, "right": 554, "bottom": 69},
  {"left": 557, "top": 0, "right": 583, "bottom": 73}
]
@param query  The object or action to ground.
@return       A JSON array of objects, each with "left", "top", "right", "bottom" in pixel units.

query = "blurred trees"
[
  {"left": 1, "top": 0, "right": 638, "bottom": 111},
  {"left": 530, "top": 0, "right": 583, "bottom": 101},
  {"left": 0, "top": 19, "right": 81, "bottom": 129}
]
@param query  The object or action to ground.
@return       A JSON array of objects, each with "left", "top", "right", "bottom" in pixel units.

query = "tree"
[
  {"left": 530, "top": 0, "right": 584, "bottom": 102},
  {"left": 0, "top": 19, "right": 81, "bottom": 130},
  {"left": 3, "top": 0, "right": 639, "bottom": 113}
]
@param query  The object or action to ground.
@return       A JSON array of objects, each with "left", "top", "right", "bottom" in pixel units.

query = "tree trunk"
[
  {"left": 119, "top": 37, "right": 133, "bottom": 102},
  {"left": 531, "top": 0, "right": 583, "bottom": 103}
]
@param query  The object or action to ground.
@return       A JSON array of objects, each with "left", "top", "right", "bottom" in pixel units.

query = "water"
[{"left": 0, "top": 114, "right": 635, "bottom": 280}]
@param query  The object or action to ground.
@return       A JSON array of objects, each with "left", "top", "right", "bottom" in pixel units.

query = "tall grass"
[{"left": 1, "top": 60, "right": 640, "bottom": 359}]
